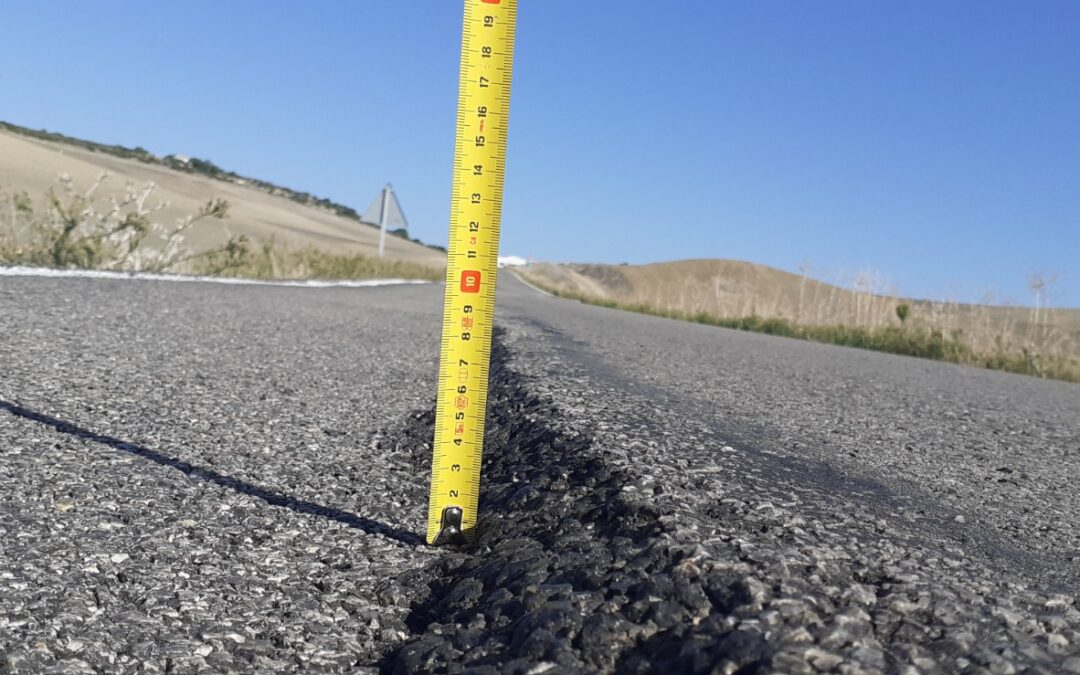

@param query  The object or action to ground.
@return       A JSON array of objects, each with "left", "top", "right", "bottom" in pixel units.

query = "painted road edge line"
[
  {"left": 507, "top": 269, "right": 553, "bottom": 297},
  {"left": 0, "top": 265, "right": 431, "bottom": 289}
]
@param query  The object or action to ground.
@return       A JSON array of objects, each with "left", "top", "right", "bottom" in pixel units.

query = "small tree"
[{"left": 896, "top": 303, "right": 910, "bottom": 325}]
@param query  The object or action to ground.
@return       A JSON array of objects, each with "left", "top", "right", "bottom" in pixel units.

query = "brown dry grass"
[{"left": 519, "top": 260, "right": 1080, "bottom": 377}]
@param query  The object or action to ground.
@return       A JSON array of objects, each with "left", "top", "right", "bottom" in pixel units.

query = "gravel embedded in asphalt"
[
  {"left": 2, "top": 273, "right": 1079, "bottom": 674},
  {"left": 0, "top": 277, "right": 443, "bottom": 673}
]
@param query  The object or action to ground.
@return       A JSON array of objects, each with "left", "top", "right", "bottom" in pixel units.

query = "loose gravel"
[{"left": 2, "top": 274, "right": 1079, "bottom": 674}]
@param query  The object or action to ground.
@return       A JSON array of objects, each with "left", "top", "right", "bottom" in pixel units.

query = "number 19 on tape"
[{"left": 425, "top": 0, "right": 517, "bottom": 545}]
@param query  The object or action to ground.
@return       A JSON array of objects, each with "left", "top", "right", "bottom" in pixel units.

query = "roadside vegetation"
[
  {"left": 525, "top": 280, "right": 1080, "bottom": 384},
  {"left": 196, "top": 239, "right": 442, "bottom": 281},
  {"left": 0, "top": 176, "right": 441, "bottom": 281},
  {"left": 0, "top": 120, "right": 445, "bottom": 251}
]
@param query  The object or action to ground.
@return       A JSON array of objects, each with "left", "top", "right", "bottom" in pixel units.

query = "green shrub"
[{"left": 896, "top": 303, "right": 910, "bottom": 324}]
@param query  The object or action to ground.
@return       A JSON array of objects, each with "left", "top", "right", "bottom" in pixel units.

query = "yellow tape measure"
[{"left": 426, "top": 0, "right": 518, "bottom": 545}]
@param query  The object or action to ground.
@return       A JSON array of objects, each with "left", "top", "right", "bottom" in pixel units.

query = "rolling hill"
[
  {"left": 0, "top": 123, "right": 445, "bottom": 268},
  {"left": 4, "top": 121, "right": 1076, "bottom": 377},
  {"left": 517, "top": 260, "right": 1080, "bottom": 366}
]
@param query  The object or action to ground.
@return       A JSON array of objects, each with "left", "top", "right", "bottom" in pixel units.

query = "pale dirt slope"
[{"left": 0, "top": 129, "right": 445, "bottom": 266}]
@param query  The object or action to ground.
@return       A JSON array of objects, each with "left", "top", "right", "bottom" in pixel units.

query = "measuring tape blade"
[{"left": 426, "top": 0, "right": 518, "bottom": 546}]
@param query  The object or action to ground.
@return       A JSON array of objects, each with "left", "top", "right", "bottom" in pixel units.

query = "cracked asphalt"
[{"left": 1, "top": 272, "right": 1078, "bottom": 674}]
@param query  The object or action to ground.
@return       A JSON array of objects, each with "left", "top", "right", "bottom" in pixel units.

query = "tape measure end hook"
[{"left": 431, "top": 506, "right": 471, "bottom": 546}]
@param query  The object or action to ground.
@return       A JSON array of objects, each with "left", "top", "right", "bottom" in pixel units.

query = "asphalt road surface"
[{"left": 1, "top": 272, "right": 1078, "bottom": 674}]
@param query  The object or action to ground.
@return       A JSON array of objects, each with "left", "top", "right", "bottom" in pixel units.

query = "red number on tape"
[{"left": 461, "top": 270, "right": 482, "bottom": 293}]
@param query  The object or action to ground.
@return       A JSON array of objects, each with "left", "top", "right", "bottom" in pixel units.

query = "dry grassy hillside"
[
  {"left": 0, "top": 128, "right": 445, "bottom": 267},
  {"left": 519, "top": 260, "right": 1080, "bottom": 364}
]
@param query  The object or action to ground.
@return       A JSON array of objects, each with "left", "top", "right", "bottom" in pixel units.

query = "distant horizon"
[
  {"left": 2, "top": 116, "right": 1073, "bottom": 311},
  {"left": 515, "top": 257, "right": 1078, "bottom": 311},
  {"left": 0, "top": 1, "right": 1076, "bottom": 306}
]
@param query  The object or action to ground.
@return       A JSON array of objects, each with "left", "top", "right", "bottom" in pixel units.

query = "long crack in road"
[{"left": 1, "top": 274, "right": 1079, "bottom": 674}]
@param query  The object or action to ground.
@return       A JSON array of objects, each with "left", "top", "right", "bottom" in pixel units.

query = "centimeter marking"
[{"left": 426, "top": 0, "right": 517, "bottom": 545}]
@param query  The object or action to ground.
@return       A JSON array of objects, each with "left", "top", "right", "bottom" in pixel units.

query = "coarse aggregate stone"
[
  {"left": 1, "top": 277, "right": 442, "bottom": 673},
  {"left": 384, "top": 318, "right": 1080, "bottom": 674},
  {"left": 2, "top": 273, "right": 1079, "bottom": 674}
]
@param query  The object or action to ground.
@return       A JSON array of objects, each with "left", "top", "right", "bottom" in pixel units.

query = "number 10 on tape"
[{"left": 425, "top": 0, "right": 517, "bottom": 545}]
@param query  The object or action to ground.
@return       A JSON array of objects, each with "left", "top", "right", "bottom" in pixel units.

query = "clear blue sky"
[{"left": 2, "top": 1, "right": 1077, "bottom": 306}]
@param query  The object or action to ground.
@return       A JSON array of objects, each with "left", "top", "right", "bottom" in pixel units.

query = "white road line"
[
  {"left": 507, "top": 269, "right": 554, "bottom": 297},
  {"left": 0, "top": 265, "right": 431, "bottom": 289}
]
